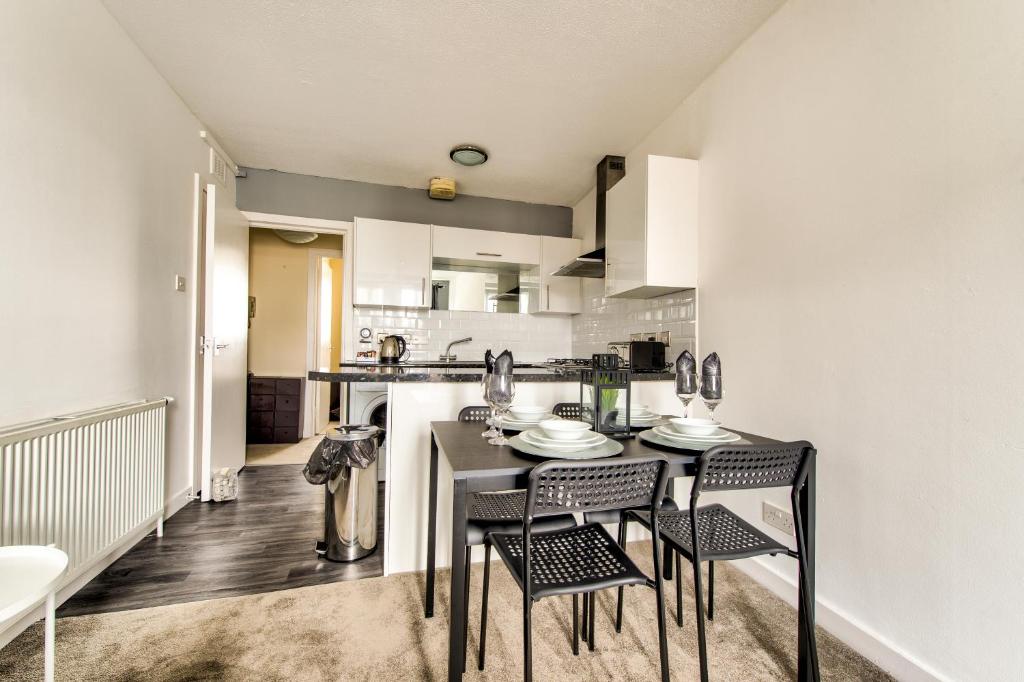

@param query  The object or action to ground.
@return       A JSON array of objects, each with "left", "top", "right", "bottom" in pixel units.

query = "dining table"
[{"left": 423, "top": 420, "right": 817, "bottom": 682}]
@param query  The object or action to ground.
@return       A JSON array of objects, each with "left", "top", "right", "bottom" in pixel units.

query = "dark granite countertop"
[{"left": 309, "top": 366, "right": 674, "bottom": 384}]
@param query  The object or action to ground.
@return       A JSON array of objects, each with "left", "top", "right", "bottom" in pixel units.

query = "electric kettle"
[{"left": 379, "top": 335, "right": 408, "bottom": 364}]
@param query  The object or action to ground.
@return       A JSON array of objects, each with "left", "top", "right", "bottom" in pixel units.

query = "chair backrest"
[
  {"left": 458, "top": 406, "right": 490, "bottom": 423},
  {"left": 525, "top": 455, "right": 669, "bottom": 521},
  {"left": 691, "top": 441, "right": 814, "bottom": 499},
  {"left": 552, "top": 402, "right": 581, "bottom": 420}
]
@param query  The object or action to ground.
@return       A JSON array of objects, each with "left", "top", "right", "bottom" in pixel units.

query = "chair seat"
[
  {"left": 583, "top": 495, "right": 678, "bottom": 525},
  {"left": 488, "top": 522, "right": 650, "bottom": 600},
  {"left": 466, "top": 490, "right": 575, "bottom": 545},
  {"left": 631, "top": 504, "right": 790, "bottom": 561}
]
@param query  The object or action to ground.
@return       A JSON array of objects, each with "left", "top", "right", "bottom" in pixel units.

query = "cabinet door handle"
[
  {"left": 421, "top": 277, "right": 426, "bottom": 305},
  {"left": 546, "top": 284, "right": 551, "bottom": 310},
  {"left": 475, "top": 252, "right": 502, "bottom": 257}
]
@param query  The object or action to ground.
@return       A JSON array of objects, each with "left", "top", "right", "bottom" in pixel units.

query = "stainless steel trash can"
[{"left": 310, "top": 425, "right": 380, "bottom": 562}]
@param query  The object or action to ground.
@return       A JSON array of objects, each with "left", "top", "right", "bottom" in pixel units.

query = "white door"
[
  {"left": 315, "top": 256, "right": 334, "bottom": 433},
  {"left": 197, "top": 182, "right": 249, "bottom": 500}
]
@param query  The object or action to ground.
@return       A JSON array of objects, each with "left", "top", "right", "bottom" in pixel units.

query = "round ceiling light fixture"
[
  {"left": 274, "top": 229, "right": 319, "bottom": 244},
  {"left": 449, "top": 144, "right": 488, "bottom": 167}
]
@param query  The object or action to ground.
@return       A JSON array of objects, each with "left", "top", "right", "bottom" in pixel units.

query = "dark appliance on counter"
[
  {"left": 379, "top": 335, "right": 408, "bottom": 364},
  {"left": 628, "top": 341, "right": 667, "bottom": 372}
]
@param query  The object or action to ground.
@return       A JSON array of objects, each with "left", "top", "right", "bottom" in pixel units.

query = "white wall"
[
  {"left": 0, "top": 2, "right": 221, "bottom": 507},
  {"left": 572, "top": 1, "right": 1024, "bottom": 679},
  {"left": 352, "top": 308, "right": 573, "bottom": 362}
]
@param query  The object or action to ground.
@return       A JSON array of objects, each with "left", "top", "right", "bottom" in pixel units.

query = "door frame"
[
  {"left": 306, "top": 247, "right": 344, "bottom": 437},
  {"left": 242, "top": 212, "right": 354, "bottom": 437}
]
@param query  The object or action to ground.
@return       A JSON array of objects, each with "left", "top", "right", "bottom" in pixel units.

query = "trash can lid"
[{"left": 326, "top": 424, "right": 380, "bottom": 442}]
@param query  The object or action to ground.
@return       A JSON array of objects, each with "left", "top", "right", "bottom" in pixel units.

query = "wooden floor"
[{"left": 59, "top": 464, "right": 385, "bottom": 617}]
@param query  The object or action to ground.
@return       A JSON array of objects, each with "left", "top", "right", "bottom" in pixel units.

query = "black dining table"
[{"left": 424, "top": 420, "right": 817, "bottom": 681}]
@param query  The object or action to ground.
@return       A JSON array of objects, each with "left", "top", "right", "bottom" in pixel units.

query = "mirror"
[{"left": 431, "top": 267, "right": 529, "bottom": 313}]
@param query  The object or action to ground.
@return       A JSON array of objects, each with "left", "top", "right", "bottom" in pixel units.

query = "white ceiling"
[{"left": 102, "top": 0, "right": 783, "bottom": 206}]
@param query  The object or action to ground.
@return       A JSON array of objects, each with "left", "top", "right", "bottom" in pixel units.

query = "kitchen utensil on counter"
[
  {"left": 379, "top": 335, "right": 408, "bottom": 364},
  {"left": 629, "top": 341, "right": 667, "bottom": 372}
]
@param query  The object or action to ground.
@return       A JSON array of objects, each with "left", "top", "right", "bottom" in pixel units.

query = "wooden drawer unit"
[{"left": 247, "top": 375, "right": 305, "bottom": 444}]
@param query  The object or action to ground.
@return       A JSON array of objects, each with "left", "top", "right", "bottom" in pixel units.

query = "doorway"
[{"left": 244, "top": 228, "right": 343, "bottom": 466}]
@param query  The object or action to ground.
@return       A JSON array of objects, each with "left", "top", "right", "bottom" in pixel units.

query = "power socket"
[{"left": 762, "top": 500, "right": 795, "bottom": 534}]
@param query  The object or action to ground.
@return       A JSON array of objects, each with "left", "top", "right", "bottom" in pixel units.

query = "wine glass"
[
  {"left": 675, "top": 372, "right": 698, "bottom": 418},
  {"left": 485, "top": 373, "right": 515, "bottom": 446},
  {"left": 481, "top": 376, "right": 499, "bottom": 438},
  {"left": 699, "top": 374, "right": 723, "bottom": 422}
]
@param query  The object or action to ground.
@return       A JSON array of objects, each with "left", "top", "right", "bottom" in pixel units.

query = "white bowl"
[
  {"left": 508, "top": 405, "right": 548, "bottom": 421},
  {"left": 668, "top": 417, "right": 720, "bottom": 436},
  {"left": 538, "top": 418, "right": 593, "bottom": 441}
]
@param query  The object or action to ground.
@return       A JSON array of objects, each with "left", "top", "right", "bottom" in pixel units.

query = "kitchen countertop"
[{"left": 309, "top": 366, "right": 674, "bottom": 383}]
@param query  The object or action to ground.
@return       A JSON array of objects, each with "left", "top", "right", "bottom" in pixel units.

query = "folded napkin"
[
  {"left": 484, "top": 349, "right": 495, "bottom": 374},
  {"left": 674, "top": 350, "right": 696, "bottom": 375},
  {"left": 493, "top": 349, "right": 514, "bottom": 376},
  {"left": 701, "top": 352, "right": 722, "bottom": 399}
]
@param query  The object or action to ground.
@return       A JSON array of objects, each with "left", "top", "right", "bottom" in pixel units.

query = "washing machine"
[{"left": 349, "top": 382, "right": 388, "bottom": 482}]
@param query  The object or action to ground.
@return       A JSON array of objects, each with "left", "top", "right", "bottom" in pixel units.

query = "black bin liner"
[{"left": 303, "top": 434, "right": 378, "bottom": 485}]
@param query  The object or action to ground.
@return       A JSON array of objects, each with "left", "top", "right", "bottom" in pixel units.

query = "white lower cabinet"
[
  {"left": 529, "top": 236, "right": 582, "bottom": 315},
  {"left": 353, "top": 217, "right": 432, "bottom": 307}
]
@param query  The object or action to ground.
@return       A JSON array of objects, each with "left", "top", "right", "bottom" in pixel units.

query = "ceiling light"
[
  {"left": 274, "top": 229, "right": 318, "bottom": 244},
  {"left": 450, "top": 144, "right": 488, "bottom": 167}
]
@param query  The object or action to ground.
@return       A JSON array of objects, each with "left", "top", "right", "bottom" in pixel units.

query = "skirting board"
[
  {"left": 732, "top": 556, "right": 952, "bottom": 682},
  {"left": 0, "top": 486, "right": 193, "bottom": 649}
]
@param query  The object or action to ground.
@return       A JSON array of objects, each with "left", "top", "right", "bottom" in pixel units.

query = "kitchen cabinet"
[
  {"left": 528, "top": 236, "right": 582, "bottom": 314},
  {"left": 605, "top": 155, "right": 698, "bottom": 298},
  {"left": 432, "top": 225, "right": 540, "bottom": 267},
  {"left": 353, "top": 217, "right": 432, "bottom": 307}
]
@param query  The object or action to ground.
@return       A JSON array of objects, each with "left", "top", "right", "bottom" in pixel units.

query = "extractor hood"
[{"left": 551, "top": 155, "right": 625, "bottom": 278}]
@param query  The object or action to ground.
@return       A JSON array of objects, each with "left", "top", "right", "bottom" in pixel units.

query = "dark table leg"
[
  {"left": 448, "top": 478, "right": 468, "bottom": 681},
  {"left": 798, "top": 455, "right": 816, "bottom": 682},
  {"left": 663, "top": 478, "right": 675, "bottom": 579},
  {"left": 425, "top": 434, "right": 439, "bottom": 617}
]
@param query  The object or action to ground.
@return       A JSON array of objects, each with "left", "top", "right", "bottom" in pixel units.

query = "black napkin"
[
  {"left": 701, "top": 352, "right": 722, "bottom": 399},
  {"left": 484, "top": 349, "right": 495, "bottom": 374},
  {"left": 493, "top": 349, "right": 514, "bottom": 376},
  {"left": 674, "top": 350, "right": 696, "bottom": 375}
]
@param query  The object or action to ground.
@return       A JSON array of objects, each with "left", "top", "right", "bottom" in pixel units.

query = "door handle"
[
  {"left": 475, "top": 252, "right": 502, "bottom": 257},
  {"left": 214, "top": 342, "right": 229, "bottom": 356},
  {"left": 421, "top": 277, "right": 426, "bottom": 305},
  {"left": 546, "top": 284, "right": 550, "bottom": 310}
]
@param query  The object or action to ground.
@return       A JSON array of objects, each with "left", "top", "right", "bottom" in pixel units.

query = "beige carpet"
[{"left": 0, "top": 544, "right": 891, "bottom": 681}]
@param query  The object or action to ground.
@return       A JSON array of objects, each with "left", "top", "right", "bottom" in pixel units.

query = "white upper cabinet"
[
  {"left": 529, "top": 236, "right": 582, "bottom": 315},
  {"left": 605, "top": 155, "right": 698, "bottom": 299},
  {"left": 353, "top": 217, "right": 432, "bottom": 307},
  {"left": 432, "top": 225, "right": 540, "bottom": 267}
]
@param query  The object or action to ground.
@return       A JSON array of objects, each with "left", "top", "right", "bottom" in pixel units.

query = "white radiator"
[{"left": 0, "top": 398, "right": 169, "bottom": 587}]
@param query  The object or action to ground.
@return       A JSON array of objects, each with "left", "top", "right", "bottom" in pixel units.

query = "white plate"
[
  {"left": 502, "top": 413, "right": 557, "bottom": 429},
  {"left": 652, "top": 425, "right": 741, "bottom": 444},
  {"left": 510, "top": 433, "right": 624, "bottom": 460},
  {"left": 639, "top": 428, "right": 746, "bottom": 452},
  {"left": 521, "top": 429, "right": 606, "bottom": 451}
]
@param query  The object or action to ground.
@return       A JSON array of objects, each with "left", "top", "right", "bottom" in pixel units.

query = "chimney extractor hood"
[{"left": 551, "top": 155, "right": 624, "bottom": 278}]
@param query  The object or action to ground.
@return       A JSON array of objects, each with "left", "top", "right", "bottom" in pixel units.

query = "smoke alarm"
[{"left": 428, "top": 177, "right": 456, "bottom": 200}]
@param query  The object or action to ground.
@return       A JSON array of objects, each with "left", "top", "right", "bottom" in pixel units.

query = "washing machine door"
[{"left": 363, "top": 397, "right": 387, "bottom": 482}]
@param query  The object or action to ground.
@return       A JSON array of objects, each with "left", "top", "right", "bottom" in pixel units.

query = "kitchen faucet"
[{"left": 439, "top": 337, "right": 472, "bottom": 363}]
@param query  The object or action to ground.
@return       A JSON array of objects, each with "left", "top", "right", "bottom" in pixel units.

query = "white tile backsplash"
[
  {"left": 571, "top": 279, "right": 697, "bottom": 359},
  {"left": 352, "top": 308, "right": 573, "bottom": 362}
]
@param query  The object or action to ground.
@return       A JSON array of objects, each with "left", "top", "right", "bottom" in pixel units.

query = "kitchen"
[
  {"left": 307, "top": 154, "right": 700, "bottom": 576},
  {"left": 2, "top": 1, "right": 1021, "bottom": 681}
]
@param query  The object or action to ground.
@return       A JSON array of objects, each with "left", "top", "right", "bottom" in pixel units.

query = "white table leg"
[{"left": 44, "top": 591, "right": 55, "bottom": 682}]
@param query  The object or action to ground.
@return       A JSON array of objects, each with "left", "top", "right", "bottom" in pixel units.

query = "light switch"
[{"left": 174, "top": 275, "right": 187, "bottom": 292}]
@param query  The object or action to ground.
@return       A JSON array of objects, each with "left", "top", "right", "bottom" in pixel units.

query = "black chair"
[
  {"left": 551, "top": 402, "right": 581, "bottom": 420},
  {"left": 622, "top": 442, "right": 821, "bottom": 682},
  {"left": 479, "top": 455, "right": 672, "bottom": 682},
  {"left": 550, "top": 403, "right": 677, "bottom": 636},
  {"left": 455, "top": 406, "right": 576, "bottom": 670}
]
